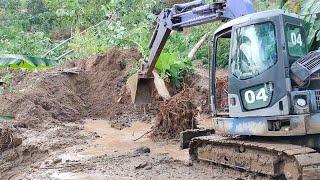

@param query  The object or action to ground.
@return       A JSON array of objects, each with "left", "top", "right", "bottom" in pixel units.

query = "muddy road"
[
  {"left": 0, "top": 49, "right": 268, "bottom": 179},
  {"left": 2, "top": 119, "right": 267, "bottom": 180}
]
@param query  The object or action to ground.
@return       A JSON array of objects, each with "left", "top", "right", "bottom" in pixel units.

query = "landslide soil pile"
[
  {"left": 75, "top": 48, "right": 143, "bottom": 120},
  {"left": 0, "top": 47, "right": 228, "bottom": 144},
  {"left": 216, "top": 75, "right": 228, "bottom": 112},
  {"left": 151, "top": 69, "right": 228, "bottom": 139},
  {"left": 0, "top": 48, "right": 232, "bottom": 179},
  {"left": 151, "top": 87, "right": 198, "bottom": 139},
  {"left": 0, "top": 48, "right": 143, "bottom": 130}
]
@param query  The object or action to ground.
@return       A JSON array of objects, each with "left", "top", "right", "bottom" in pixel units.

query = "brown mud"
[
  {"left": 150, "top": 63, "right": 228, "bottom": 140},
  {"left": 0, "top": 48, "right": 152, "bottom": 178},
  {"left": 0, "top": 128, "right": 22, "bottom": 152},
  {"left": 0, "top": 49, "right": 256, "bottom": 180},
  {"left": 0, "top": 48, "right": 146, "bottom": 129},
  {"left": 9, "top": 120, "right": 265, "bottom": 180}
]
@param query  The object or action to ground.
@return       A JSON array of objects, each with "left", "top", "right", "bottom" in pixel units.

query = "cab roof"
[{"left": 214, "top": 9, "right": 300, "bottom": 35}]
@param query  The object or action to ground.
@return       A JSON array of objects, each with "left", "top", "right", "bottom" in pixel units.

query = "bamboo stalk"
[{"left": 188, "top": 32, "right": 209, "bottom": 59}]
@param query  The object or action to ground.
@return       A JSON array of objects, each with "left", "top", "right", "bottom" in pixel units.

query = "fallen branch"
[
  {"left": 46, "top": 67, "right": 81, "bottom": 76},
  {"left": 188, "top": 33, "right": 210, "bottom": 59},
  {"left": 133, "top": 129, "right": 154, "bottom": 141}
]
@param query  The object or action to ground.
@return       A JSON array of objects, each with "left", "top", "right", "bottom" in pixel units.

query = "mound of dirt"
[
  {"left": 0, "top": 74, "right": 89, "bottom": 128},
  {"left": 76, "top": 48, "right": 141, "bottom": 119},
  {"left": 0, "top": 48, "right": 144, "bottom": 129},
  {"left": 183, "top": 74, "right": 210, "bottom": 114},
  {"left": 0, "top": 47, "right": 228, "bottom": 145},
  {"left": 151, "top": 87, "right": 198, "bottom": 139}
]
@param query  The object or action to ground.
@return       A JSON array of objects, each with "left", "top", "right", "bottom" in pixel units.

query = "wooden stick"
[
  {"left": 188, "top": 33, "right": 210, "bottom": 59},
  {"left": 133, "top": 129, "right": 153, "bottom": 141}
]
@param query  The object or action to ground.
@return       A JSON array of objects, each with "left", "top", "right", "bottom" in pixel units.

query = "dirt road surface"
[
  {"left": 1, "top": 119, "right": 267, "bottom": 180},
  {"left": 0, "top": 49, "right": 268, "bottom": 179}
]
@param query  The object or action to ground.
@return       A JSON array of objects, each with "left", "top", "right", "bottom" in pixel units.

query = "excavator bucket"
[
  {"left": 127, "top": 73, "right": 155, "bottom": 104},
  {"left": 127, "top": 71, "right": 171, "bottom": 104}
]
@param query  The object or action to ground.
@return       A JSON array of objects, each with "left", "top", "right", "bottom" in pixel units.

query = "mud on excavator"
[{"left": 128, "top": 0, "right": 320, "bottom": 179}]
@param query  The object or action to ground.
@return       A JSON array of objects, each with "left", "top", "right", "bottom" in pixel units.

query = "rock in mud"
[
  {"left": 135, "top": 162, "right": 149, "bottom": 169},
  {"left": 145, "top": 165, "right": 153, "bottom": 170},
  {"left": 52, "top": 158, "right": 62, "bottom": 164},
  {"left": 134, "top": 146, "right": 151, "bottom": 154},
  {"left": 183, "top": 160, "right": 193, "bottom": 167}
]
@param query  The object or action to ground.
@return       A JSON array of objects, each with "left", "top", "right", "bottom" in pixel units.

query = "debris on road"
[
  {"left": 52, "top": 158, "right": 62, "bottom": 164},
  {"left": 0, "top": 128, "right": 22, "bottom": 152},
  {"left": 151, "top": 87, "right": 198, "bottom": 139},
  {"left": 135, "top": 161, "right": 149, "bottom": 169},
  {"left": 0, "top": 48, "right": 254, "bottom": 180},
  {"left": 134, "top": 146, "right": 151, "bottom": 154}
]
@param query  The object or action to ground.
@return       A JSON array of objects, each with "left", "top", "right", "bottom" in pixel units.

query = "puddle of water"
[{"left": 82, "top": 120, "right": 189, "bottom": 161}]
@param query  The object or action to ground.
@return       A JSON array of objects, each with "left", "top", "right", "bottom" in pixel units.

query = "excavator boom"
[{"left": 128, "top": 0, "right": 255, "bottom": 104}]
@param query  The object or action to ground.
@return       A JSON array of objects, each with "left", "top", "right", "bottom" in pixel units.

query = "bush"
[{"left": 282, "top": 0, "right": 320, "bottom": 51}]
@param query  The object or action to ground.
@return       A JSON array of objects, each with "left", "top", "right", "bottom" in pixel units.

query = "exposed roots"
[
  {"left": 0, "top": 128, "right": 22, "bottom": 152},
  {"left": 151, "top": 87, "right": 198, "bottom": 139}
]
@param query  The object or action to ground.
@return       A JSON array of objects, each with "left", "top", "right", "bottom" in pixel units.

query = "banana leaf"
[
  {"left": 0, "top": 54, "right": 58, "bottom": 69},
  {"left": 0, "top": 115, "right": 14, "bottom": 121}
]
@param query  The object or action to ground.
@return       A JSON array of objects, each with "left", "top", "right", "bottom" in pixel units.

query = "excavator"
[{"left": 127, "top": 0, "right": 320, "bottom": 179}]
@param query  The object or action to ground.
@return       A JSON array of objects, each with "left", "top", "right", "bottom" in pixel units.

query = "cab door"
[
  {"left": 210, "top": 29, "right": 231, "bottom": 116},
  {"left": 228, "top": 17, "right": 290, "bottom": 118}
]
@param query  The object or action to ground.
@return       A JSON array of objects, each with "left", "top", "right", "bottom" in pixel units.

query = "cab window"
[
  {"left": 231, "top": 22, "right": 277, "bottom": 80},
  {"left": 286, "top": 24, "right": 307, "bottom": 57}
]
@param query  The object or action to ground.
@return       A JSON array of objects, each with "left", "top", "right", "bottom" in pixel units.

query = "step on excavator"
[{"left": 127, "top": 0, "right": 320, "bottom": 179}]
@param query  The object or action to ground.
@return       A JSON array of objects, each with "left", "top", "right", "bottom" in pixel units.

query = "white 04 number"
[
  {"left": 291, "top": 32, "right": 302, "bottom": 46},
  {"left": 244, "top": 88, "right": 268, "bottom": 104}
]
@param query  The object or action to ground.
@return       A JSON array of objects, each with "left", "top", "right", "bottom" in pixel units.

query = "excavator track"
[{"left": 189, "top": 136, "right": 320, "bottom": 179}]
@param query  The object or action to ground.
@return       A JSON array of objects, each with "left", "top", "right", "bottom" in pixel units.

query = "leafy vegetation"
[
  {"left": 0, "top": 0, "right": 197, "bottom": 88},
  {"left": 0, "top": 55, "right": 57, "bottom": 69},
  {"left": 0, "top": 115, "right": 14, "bottom": 121},
  {"left": 281, "top": 0, "right": 320, "bottom": 50},
  {"left": 156, "top": 52, "right": 193, "bottom": 89},
  {"left": 1, "top": 0, "right": 319, "bottom": 89}
]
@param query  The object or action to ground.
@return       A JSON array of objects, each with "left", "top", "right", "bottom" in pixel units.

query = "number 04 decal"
[
  {"left": 291, "top": 32, "right": 302, "bottom": 46},
  {"left": 244, "top": 88, "right": 268, "bottom": 104}
]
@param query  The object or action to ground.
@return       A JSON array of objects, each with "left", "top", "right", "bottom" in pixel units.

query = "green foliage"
[
  {"left": 0, "top": 30, "right": 52, "bottom": 56},
  {"left": 254, "top": 0, "right": 279, "bottom": 11},
  {"left": 67, "top": 29, "right": 109, "bottom": 60},
  {"left": 62, "top": 0, "right": 158, "bottom": 60},
  {"left": 282, "top": 0, "right": 320, "bottom": 50},
  {"left": 0, "top": 55, "right": 58, "bottom": 69},
  {"left": 0, "top": 115, "right": 14, "bottom": 121},
  {"left": 156, "top": 52, "right": 193, "bottom": 89},
  {"left": 0, "top": 0, "right": 280, "bottom": 89},
  {"left": 216, "top": 38, "right": 230, "bottom": 67}
]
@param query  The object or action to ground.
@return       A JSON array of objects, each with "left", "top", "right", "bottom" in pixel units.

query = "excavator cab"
[{"left": 210, "top": 10, "right": 320, "bottom": 140}]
